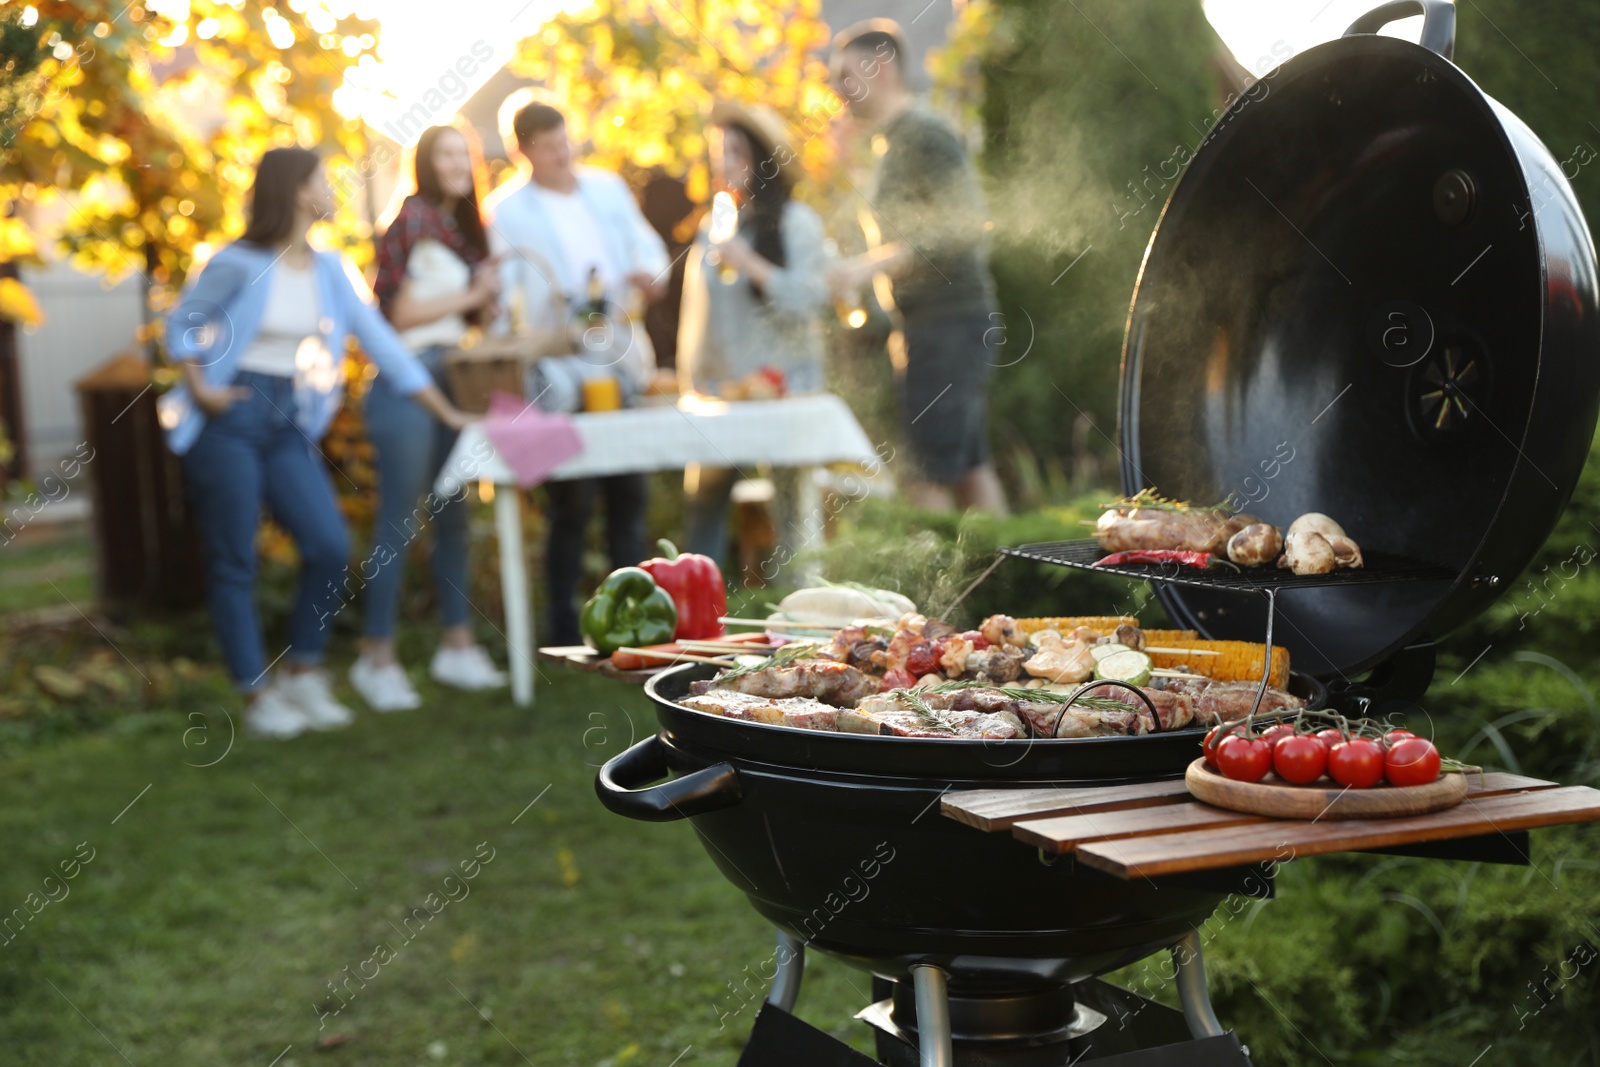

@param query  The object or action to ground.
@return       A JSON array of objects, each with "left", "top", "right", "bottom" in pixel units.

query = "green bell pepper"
[{"left": 580, "top": 567, "right": 679, "bottom": 656}]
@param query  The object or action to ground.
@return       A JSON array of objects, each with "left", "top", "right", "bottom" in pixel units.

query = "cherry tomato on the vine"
[
  {"left": 1259, "top": 723, "right": 1296, "bottom": 751},
  {"left": 1327, "top": 738, "right": 1386, "bottom": 788},
  {"left": 1384, "top": 728, "right": 1417, "bottom": 746},
  {"left": 1272, "top": 735, "right": 1329, "bottom": 785},
  {"left": 1203, "top": 725, "right": 1238, "bottom": 767},
  {"left": 1314, "top": 728, "right": 1345, "bottom": 753},
  {"left": 1385, "top": 737, "right": 1442, "bottom": 786},
  {"left": 1216, "top": 735, "right": 1273, "bottom": 783}
]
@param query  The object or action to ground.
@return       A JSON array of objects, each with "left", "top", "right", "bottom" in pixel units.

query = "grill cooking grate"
[{"left": 1000, "top": 539, "right": 1456, "bottom": 592}]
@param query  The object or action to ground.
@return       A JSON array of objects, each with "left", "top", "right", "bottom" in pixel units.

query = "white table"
[{"left": 436, "top": 394, "right": 884, "bottom": 705}]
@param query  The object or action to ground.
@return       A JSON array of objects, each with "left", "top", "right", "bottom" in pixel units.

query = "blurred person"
[
  {"left": 352, "top": 124, "right": 507, "bottom": 712},
  {"left": 162, "top": 147, "right": 474, "bottom": 740},
  {"left": 485, "top": 94, "right": 670, "bottom": 645},
  {"left": 677, "top": 100, "right": 830, "bottom": 569},
  {"left": 828, "top": 19, "right": 1008, "bottom": 515}
]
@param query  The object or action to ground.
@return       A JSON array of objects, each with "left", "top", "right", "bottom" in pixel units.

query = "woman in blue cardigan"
[{"left": 162, "top": 147, "right": 472, "bottom": 740}]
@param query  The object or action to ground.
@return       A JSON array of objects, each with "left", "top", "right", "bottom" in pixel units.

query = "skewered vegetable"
[
  {"left": 1093, "top": 649, "right": 1154, "bottom": 687},
  {"left": 1146, "top": 640, "right": 1291, "bottom": 689},
  {"left": 1016, "top": 616, "right": 1138, "bottom": 636}
]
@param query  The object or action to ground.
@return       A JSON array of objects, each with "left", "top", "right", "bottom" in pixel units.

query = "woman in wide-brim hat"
[{"left": 677, "top": 99, "right": 831, "bottom": 575}]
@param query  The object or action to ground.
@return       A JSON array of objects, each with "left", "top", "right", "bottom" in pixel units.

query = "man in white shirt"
[{"left": 485, "top": 96, "right": 670, "bottom": 644}]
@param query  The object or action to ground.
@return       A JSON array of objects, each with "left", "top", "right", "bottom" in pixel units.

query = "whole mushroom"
[
  {"left": 1226, "top": 522, "right": 1284, "bottom": 567},
  {"left": 1284, "top": 513, "right": 1364, "bottom": 570}
]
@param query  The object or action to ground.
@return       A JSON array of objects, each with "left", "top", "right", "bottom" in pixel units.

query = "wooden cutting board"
[{"left": 1185, "top": 758, "right": 1468, "bottom": 820}]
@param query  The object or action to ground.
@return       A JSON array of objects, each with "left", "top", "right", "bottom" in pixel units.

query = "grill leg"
[
  {"left": 765, "top": 930, "right": 805, "bottom": 1012},
  {"left": 1172, "top": 931, "right": 1225, "bottom": 1038},
  {"left": 910, "top": 964, "right": 953, "bottom": 1067}
]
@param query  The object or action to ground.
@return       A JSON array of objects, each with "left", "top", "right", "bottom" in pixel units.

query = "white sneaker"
[
  {"left": 430, "top": 645, "right": 508, "bottom": 691},
  {"left": 246, "top": 687, "right": 312, "bottom": 739},
  {"left": 350, "top": 655, "right": 423, "bottom": 712},
  {"left": 276, "top": 669, "right": 355, "bottom": 730}
]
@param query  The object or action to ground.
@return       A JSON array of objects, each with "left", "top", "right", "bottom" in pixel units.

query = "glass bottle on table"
[{"left": 705, "top": 190, "right": 739, "bottom": 284}]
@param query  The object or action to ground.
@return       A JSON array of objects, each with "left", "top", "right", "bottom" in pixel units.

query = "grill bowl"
[{"left": 594, "top": 664, "right": 1322, "bottom": 991}]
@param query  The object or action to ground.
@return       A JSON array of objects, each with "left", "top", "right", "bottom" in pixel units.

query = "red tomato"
[
  {"left": 1314, "top": 728, "right": 1345, "bottom": 753},
  {"left": 905, "top": 641, "right": 941, "bottom": 677},
  {"left": 1258, "top": 723, "right": 1295, "bottom": 750},
  {"left": 880, "top": 667, "right": 917, "bottom": 691},
  {"left": 1216, "top": 735, "right": 1273, "bottom": 783},
  {"left": 1384, "top": 729, "right": 1417, "bottom": 746},
  {"left": 1385, "top": 738, "right": 1442, "bottom": 786},
  {"left": 1203, "top": 724, "right": 1241, "bottom": 766},
  {"left": 961, "top": 630, "right": 992, "bottom": 651},
  {"left": 1272, "top": 735, "right": 1329, "bottom": 785},
  {"left": 1327, "top": 738, "right": 1386, "bottom": 788}
]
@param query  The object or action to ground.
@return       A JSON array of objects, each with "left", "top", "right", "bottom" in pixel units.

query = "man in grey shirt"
[{"left": 830, "top": 19, "right": 1008, "bottom": 514}]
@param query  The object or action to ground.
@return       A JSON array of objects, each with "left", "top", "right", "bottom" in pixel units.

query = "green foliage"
[
  {"left": 975, "top": 0, "right": 1231, "bottom": 487},
  {"left": 976, "top": 0, "right": 1600, "bottom": 497}
]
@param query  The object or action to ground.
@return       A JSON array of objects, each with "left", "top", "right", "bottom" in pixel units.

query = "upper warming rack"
[{"left": 998, "top": 539, "right": 1456, "bottom": 593}]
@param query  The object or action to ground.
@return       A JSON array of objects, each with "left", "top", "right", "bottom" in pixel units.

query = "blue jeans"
[
  {"left": 361, "top": 346, "right": 469, "bottom": 639},
  {"left": 181, "top": 372, "right": 352, "bottom": 691}
]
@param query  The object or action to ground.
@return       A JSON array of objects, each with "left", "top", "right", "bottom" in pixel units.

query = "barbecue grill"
[{"left": 596, "top": 3, "right": 1600, "bottom": 1062}]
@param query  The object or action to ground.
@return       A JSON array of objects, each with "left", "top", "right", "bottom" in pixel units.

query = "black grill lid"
[{"left": 1118, "top": 2, "right": 1600, "bottom": 681}]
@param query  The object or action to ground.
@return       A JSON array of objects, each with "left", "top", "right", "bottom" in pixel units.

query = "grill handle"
[
  {"left": 1343, "top": 0, "right": 1455, "bottom": 60},
  {"left": 595, "top": 734, "right": 742, "bottom": 822}
]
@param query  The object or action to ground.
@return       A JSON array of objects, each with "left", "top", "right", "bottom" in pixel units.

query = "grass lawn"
[
  {"left": 0, "top": 657, "right": 881, "bottom": 1066},
  {"left": 3, "top": 525, "right": 1598, "bottom": 1065},
  {"left": 0, "top": 528, "right": 93, "bottom": 616}
]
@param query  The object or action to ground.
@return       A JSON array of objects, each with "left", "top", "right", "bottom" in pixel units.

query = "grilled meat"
[
  {"left": 681, "top": 689, "right": 841, "bottom": 730},
  {"left": 1074, "top": 682, "right": 1194, "bottom": 731},
  {"left": 845, "top": 694, "right": 1025, "bottom": 739},
  {"left": 707, "top": 659, "right": 881, "bottom": 707},
  {"left": 907, "top": 687, "right": 1164, "bottom": 738},
  {"left": 1095, "top": 507, "right": 1256, "bottom": 555},
  {"left": 1153, "top": 677, "right": 1304, "bottom": 724}
]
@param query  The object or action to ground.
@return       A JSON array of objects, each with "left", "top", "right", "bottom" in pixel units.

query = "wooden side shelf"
[{"left": 943, "top": 773, "right": 1600, "bottom": 879}]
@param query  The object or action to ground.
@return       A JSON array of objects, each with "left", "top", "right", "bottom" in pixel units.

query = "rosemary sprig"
[
  {"left": 713, "top": 641, "right": 820, "bottom": 680},
  {"left": 889, "top": 688, "right": 958, "bottom": 733},
  {"left": 1102, "top": 487, "right": 1231, "bottom": 514}
]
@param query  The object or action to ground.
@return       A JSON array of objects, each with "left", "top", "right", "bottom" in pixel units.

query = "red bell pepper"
[
  {"left": 639, "top": 539, "right": 727, "bottom": 640},
  {"left": 1094, "top": 549, "right": 1227, "bottom": 569}
]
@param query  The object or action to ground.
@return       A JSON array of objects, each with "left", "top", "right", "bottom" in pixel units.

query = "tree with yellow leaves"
[
  {"left": 508, "top": 0, "right": 839, "bottom": 211},
  {"left": 0, "top": 1, "right": 382, "bottom": 319}
]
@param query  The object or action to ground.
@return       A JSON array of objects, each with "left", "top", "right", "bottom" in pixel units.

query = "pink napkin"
[{"left": 482, "top": 390, "right": 584, "bottom": 488}]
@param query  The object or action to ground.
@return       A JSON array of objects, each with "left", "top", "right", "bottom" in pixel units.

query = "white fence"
[{"left": 17, "top": 261, "right": 145, "bottom": 473}]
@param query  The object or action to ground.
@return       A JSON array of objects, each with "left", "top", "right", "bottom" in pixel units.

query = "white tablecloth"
[
  {"left": 434, "top": 393, "right": 883, "bottom": 706},
  {"left": 435, "top": 393, "right": 884, "bottom": 497}
]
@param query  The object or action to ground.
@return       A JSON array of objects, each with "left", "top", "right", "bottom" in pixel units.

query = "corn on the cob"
[
  {"left": 1139, "top": 629, "right": 1200, "bottom": 644},
  {"left": 1147, "top": 640, "right": 1290, "bottom": 689},
  {"left": 1016, "top": 616, "right": 1137, "bottom": 635}
]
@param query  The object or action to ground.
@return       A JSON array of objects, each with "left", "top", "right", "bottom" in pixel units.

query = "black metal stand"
[{"left": 751, "top": 927, "right": 1254, "bottom": 1066}]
